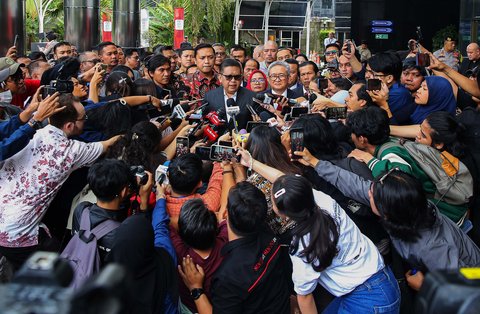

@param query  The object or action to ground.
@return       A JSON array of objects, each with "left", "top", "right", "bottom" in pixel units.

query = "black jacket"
[
  {"left": 204, "top": 86, "right": 256, "bottom": 130},
  {"left": 211, "top": 232, "right": 291, "bottom": 314},
  {"left": 72, "top": 202, "right": 126, "bottom": 264}
]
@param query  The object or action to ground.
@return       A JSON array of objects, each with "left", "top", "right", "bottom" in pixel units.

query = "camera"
[
  {"left": 42, "top": 79, "right": 74, "bottom": 99},
  {"left": 130, "top": 166, "right": 148, "bottom": 186},
  {"left": 0, "top": 252, "right": 129, "bottom": 314}
]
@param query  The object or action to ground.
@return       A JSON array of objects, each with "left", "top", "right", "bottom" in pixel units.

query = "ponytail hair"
[{"left": 272, "top": 175, "right": 339, "bottom": 271}]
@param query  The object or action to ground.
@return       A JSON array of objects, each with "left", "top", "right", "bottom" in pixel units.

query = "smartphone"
[
  {"left": 209, "top": 145, "right": 240, "bottom": 162},
  {"left": 100, "top": 64, "right": 108, "bottom": 71},
  {"left": 219, "top": 140, "right": 233, "bottom": 147},
  {"left": 13, "top": 35, "right": 19, "bottom": 47},
  {"left": 366, "top": 78, "right": 382, "bottom": 91},
  {"left": 246, "top": 121, "right": 268, "bottom": 133},
  {"left": 325, "top": 107, "right": 347, "bottom": 120},
  {"left": 284, "top": 113, "right": 293, "bottom": 122},
  {"left": 291, "top": 107, "right": 309, "bottom": 118},
  {"left": 155, "top": 165, "right": 169, "bottom": 185},
  {"left": 42, "top": 86, "right": 57, "bottom": 99},
  {"left": 416, "top": 52, "right": 430, "bottom": 67},
  {"left": 290, "top": 128, "right": 304, "bottom": 159},
  {"left": 318, "top": 78, "right": 328, "bottom": 90},
  {"left": 147, "top": 107, "right": 162, "bottom": 119},
  {"left": 176, "top": 137, "right": 189, "bottom": 157},
  {"left": 346, "top": 39, "right": 351, "bottom": 53},
  {"left": 246, "top": 104, "right": 257, "bottom": 117},
  {"left": 195, "top": 146, "right": 211, "bottom": 161}
]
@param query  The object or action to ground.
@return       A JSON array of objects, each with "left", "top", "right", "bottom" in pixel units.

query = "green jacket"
[{"left": 368, "top": 139, "right": 467, "bottom": 222}]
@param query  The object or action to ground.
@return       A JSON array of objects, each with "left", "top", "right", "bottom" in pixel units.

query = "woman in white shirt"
[{"left": 271, "top": 175, "right": 400, "bottom": 314}]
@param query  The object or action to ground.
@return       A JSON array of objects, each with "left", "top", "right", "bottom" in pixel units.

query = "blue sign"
[
  {"left": 371, "top": 27, "right": 393, "bottom": 34},
  {"left": 371, "top": 20, "right": 393, "bottom": 27}
]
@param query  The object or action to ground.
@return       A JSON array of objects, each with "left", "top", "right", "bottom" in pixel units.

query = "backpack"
[
  {"left": 60, "top": 207, "right": 120, "bottom": 290},
  {"left": 378, "top": 139, "right": 474, "bottom": 205}
]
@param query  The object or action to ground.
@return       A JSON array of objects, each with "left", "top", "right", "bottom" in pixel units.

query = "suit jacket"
[
  {"left": 204, "top": 86, "right": 255, "bottom": 130},
  {"left": 291, "top": 84, "right": 305, "bottom": 98}
]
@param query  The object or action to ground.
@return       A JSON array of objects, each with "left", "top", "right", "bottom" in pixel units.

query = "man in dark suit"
[{"left": 204, "top": 59, "right": 256, "bottom": 131}]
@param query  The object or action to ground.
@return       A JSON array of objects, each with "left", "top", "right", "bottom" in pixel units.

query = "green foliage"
[{"left": 432, "top": 25, "right": 458, "bottom": 51}]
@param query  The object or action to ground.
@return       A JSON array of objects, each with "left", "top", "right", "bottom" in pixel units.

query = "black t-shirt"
[{"left": 211, "top": 232, "right": 291, "bottom": 314}]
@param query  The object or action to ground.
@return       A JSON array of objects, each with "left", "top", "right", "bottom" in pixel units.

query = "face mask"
[{"left": 0, "top": 90, "right": 12, "bottom": 103}]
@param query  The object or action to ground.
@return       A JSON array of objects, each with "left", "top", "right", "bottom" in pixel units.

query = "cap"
[
  {"left": 0, "top": 68, "right": 10, "bottom": 82},
  {"left": 0, "top": 57, "right": 21, "bottom": 76},
  {"left": 445, "top": 36, "right": 456, "bottom": 42}
]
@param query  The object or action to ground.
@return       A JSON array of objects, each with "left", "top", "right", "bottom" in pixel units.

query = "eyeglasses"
[
  {"left": 251, "top": 78, "right": 265, "bottom": 83},
  {"left": 76, "top": 114, "right": 88, "bottom": 121},
  {"left": 377, "top": 167, "right": 400, "bottom": 185},
  {"left": 268, "top": 74, "right": 288, "bottom": 81},
  {"left": 215, "top": 52, "right": 226, "bottom": 56},
  {"left": 325, "top": 50, "right": 338, "bottom": 55},
  {"left": 222, "top": 74, "right": 242, "bottom": 81}
]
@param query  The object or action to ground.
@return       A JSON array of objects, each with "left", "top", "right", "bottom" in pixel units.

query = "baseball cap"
[
  {"left": 0, "top": 68, "right": 10, "bottom": 82},
  {"left": 0, "top": 57, "right": 21, "bottom": 76}
]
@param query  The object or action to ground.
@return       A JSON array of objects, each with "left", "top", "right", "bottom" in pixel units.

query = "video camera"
[{"left": 0, "top": 252, "right": 128, "bottom": 314}]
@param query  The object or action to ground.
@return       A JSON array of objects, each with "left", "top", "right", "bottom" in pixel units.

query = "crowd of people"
[{"left": 0, "top": 32, "right": 479, "bottom": 314}]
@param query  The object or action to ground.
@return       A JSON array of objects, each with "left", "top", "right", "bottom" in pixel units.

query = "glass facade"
[{"left": 459, "top": 0, "right": 480, "bottom": 52}]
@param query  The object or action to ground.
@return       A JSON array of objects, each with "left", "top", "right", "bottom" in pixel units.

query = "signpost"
[
  {"left": 375, "top": 34, "right": 389, "bottom": 40},
  {"left": 371, "top": 20, "right": 393, "bottom": 27},
  {"left": 371, "top": 27, "right": 393, "bottom": 34}
]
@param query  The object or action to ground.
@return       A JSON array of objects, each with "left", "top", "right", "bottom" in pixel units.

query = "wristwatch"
[
  {"left": 190, "top": 288, "right": 205, "bottom": 300},
  {"left": 28, "top": 118, "right": 42, "bottom": 130}
]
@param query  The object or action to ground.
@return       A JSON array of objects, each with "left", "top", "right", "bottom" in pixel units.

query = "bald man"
[
  {"left": 259, "top": 40, "right": 278, "bottom": 74},
  {"left": 460, "top": 43, "right": 480, "bottom": 76}
]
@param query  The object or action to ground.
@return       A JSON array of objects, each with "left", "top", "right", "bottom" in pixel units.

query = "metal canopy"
[
  {"left": 237, "top": 0, "right": 310, "bottom": 31},
  {"left": 233, "top": 0, "right": 313, "bottom": 52}
]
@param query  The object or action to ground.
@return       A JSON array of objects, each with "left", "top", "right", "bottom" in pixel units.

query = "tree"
[{"left": 26, "top": 0, "right": 63, "bottom": 36}]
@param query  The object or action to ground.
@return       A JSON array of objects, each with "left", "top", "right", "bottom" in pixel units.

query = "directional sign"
[
  {"left": 375, "top": 34, "right": 389, "bottom": 40},
  {"left": 371, "top": 20, "right": 393, "bottom": 27},
  {"left": 371, "top": 27, "right": 393, "bottom": 34}
]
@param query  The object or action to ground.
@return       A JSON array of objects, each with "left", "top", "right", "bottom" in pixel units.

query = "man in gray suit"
[{"left": 204, "top": 59, "right": 256, "bottom": 131}]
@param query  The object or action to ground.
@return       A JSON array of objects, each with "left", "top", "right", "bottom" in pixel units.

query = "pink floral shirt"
[{"left": 0, "top": 125, "right": 103, "bottom": 248}]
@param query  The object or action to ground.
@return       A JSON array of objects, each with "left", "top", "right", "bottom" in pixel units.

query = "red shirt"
[
  {"left": 170, "top": 221, "right": 228, "bottom": 312},
  {"left": 182, "top": 70, "right": 220, "bottom": 100},
  {"left": 11, "top": 79, "right": 40, "bottom": 109}
]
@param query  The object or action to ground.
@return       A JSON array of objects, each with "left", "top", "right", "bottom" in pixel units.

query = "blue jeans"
[{"left": 322, "top": 267, "right": 400, "bottom": 314}]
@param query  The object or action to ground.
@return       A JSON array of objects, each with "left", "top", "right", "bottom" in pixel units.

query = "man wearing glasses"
[
  {"left": 266, "top": 61, "right": 298, "bottom": 112},
  {"left": 204, "top": 59, "right": 255, "bottom": 130},
  {"left": 213, "top": 43, "right": 227, "bottom": 74},
  {"left": 0, "top": 57, "right": 40, "bottom": 109},
  {"left": 79, "top": 51, "right": 100, "bottom": 74}
]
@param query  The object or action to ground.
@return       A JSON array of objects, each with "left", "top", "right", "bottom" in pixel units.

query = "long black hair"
[
  {"left": 106, "top": 121, "right": 161, "bottom": 172},
  {"left": 272, "top": 175, "right": 339, "bottom": 271},
  {"left": 372, "top": 170, "right": 436, "bottom": 242},
  {"left": 291, "top": 114, "right": 343, "bottom": 160},
  {"left": 425, "top": 111, "right": 466, "bottom": 158},
  {"left": 246, "top": 125, "right": 300, "bottom": 174}
]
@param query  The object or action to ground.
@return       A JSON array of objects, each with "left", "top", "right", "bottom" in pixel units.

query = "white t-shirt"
[{"left": 290, "top": 189, "right": 384, "bottom": 297}]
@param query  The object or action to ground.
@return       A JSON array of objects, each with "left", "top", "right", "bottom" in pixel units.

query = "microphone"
[
  {"left": 226, "top": 98, "right": 240, "bottom": 133},
  {"left": 203, "top": 125, "right": 219, "bottom": 142},
  {"left": 259, "top": 111, "right": 275, "bottom": 122},
  {"left": 256, "top": 92, "right": 298, "bottom": 105},
  {"left": 171, "top": 104, "right": 187, "bottom": 119}
]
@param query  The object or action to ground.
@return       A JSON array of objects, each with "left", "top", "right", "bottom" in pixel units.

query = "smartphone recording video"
[
  {"left": 246, "top": 121, "right": 269, "bottom": 133},
  {"left": 290, "top": 128, "right": 304, "bottom": 159},
  {"left": 416, "top": 53, "right": 430, "bottom": 67},
  {"left": 176, "top": 137, "right": 189, "bottom": 157},
  {"left": 291, "top": 107, "right": 309, "bottom": 118},
  {"left": 325, "top": 107, "right": 347, "bottom": 120},
  {"left": 366, "top": 79, "right": 382, "bottom": 91},
  {"left": 209, "top": 145, "right": 240, "bottom": 162},
  {"left": 195, "top": 146, "right": 211, "bottom": 161}
]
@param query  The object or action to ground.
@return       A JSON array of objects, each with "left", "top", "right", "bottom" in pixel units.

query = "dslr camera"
[
  {"left": 43, "top": 79, "right": 75, "bottom": 99},
  {"left": 130, "top": 166, "right": 148, "bottom": 186},
  {"left": 0, "top": 252, "right": 128, "bottom": 314}
]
